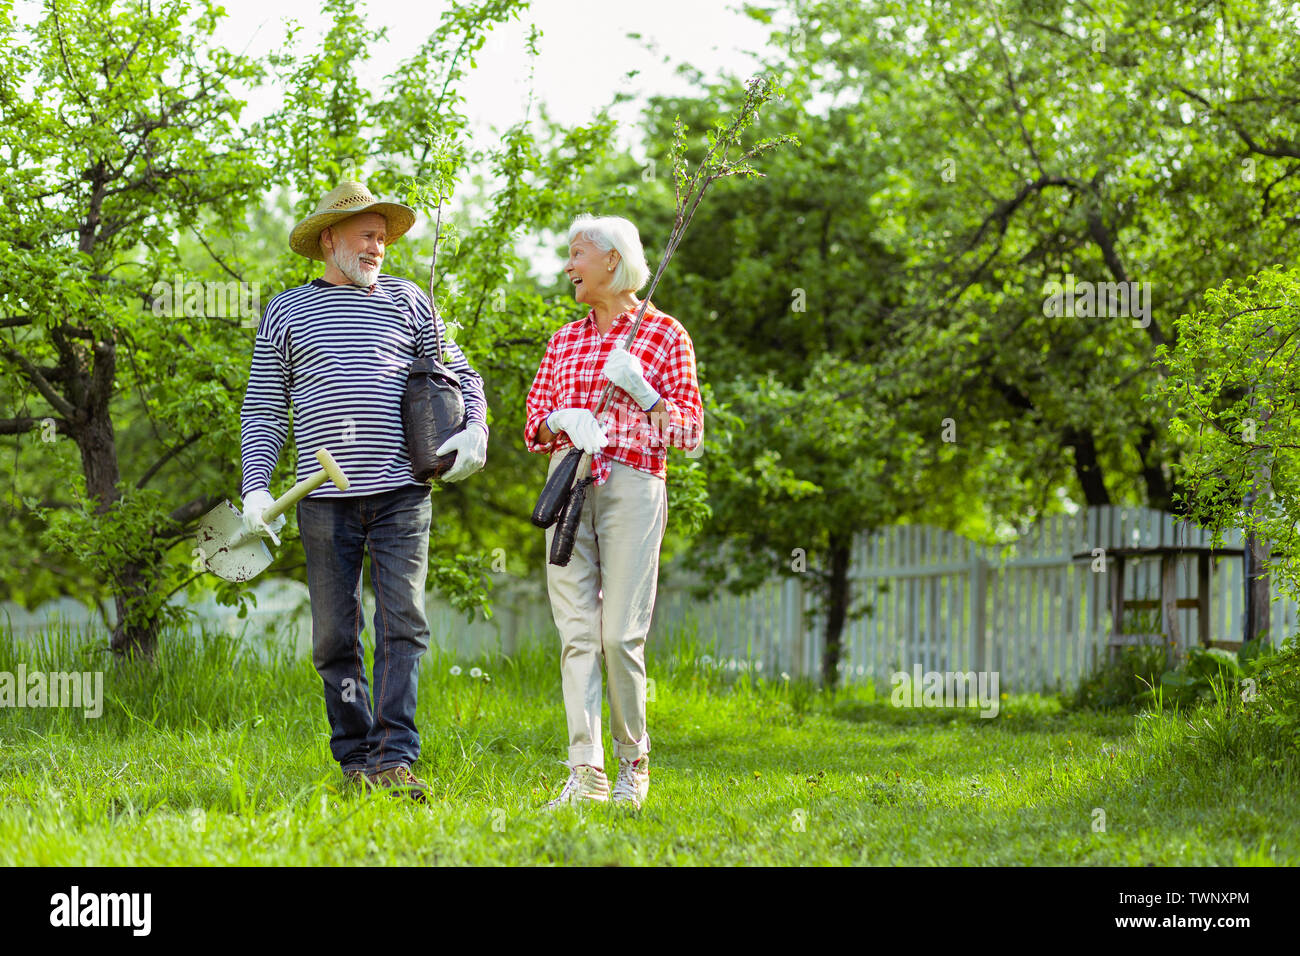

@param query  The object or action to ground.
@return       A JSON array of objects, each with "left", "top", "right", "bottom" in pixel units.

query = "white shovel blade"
[{"left": 196, "top": 500, "right": 274, "bottom": 582}]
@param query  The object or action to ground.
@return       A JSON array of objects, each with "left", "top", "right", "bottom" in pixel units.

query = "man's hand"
[
  {"left": 437, "top": 422, "right": 488, "bottom": 482},
  {"left": 546, "top": 408, "right": 609, "bottom": 455},
  {"left": 602, "top": 346, "right": 660, "bottom": 411},
  {"left": 240, "top": 488, "right": 285, "bottom": 546}
]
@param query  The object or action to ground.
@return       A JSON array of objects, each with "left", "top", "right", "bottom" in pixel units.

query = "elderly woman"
[{"left": 524, "top": 214, "right": 704, "bottom": 809}]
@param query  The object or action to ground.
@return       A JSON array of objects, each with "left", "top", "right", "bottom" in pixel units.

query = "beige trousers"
[{"left": 544, "top": 450, "right": 667, "bottom": 770}]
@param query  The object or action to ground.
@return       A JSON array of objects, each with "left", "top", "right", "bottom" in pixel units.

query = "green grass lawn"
[{"left": 1, "top": 624, "right": 1297, "bottom": 865}]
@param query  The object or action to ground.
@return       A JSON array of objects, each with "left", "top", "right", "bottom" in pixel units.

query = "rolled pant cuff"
[
  {"left": 568, "top": 746, "right": 604, "bottom": 771},
  {"left": 612, "top": 734, "right": 650, "bottom": 761}
]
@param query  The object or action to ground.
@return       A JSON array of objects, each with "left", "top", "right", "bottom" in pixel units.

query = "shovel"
[{"left": 196, "top": 447, "right": 350, "bottom": 582}]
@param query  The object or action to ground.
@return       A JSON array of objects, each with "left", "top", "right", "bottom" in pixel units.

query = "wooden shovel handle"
[{"left": 262, "top": 448, "right": 351, "bottom": 523}]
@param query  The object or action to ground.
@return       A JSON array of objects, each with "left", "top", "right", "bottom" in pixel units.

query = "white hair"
[{"left": 567, "top": 214, "right": 650, "bottom": 293}]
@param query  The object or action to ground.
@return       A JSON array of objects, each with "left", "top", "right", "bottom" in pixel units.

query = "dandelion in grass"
[
  {"left": 468, "top": 669, "right": 492, "bottom": 725},
  {"left": 450, "top": 665, "right": 464, "bottom": 722}
]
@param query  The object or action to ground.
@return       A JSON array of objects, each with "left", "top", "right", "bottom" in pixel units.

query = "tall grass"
[{"left": 0, "top": 619, "right": 1297, "bottom": 865}]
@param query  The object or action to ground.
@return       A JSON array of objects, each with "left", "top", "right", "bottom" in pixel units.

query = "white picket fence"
[
  {"left": 5, "top": 506, "right": 1293, "bottom": 692},
  {"left": 676, "top": 506, "right": 1300, "bottom": 692}
]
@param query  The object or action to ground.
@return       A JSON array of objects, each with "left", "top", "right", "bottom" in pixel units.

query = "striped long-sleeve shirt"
[{"left": 239, "top": 274, "right": 488, "bottom": 499}]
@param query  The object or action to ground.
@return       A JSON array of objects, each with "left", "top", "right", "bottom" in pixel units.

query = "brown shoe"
[
  {"left": 367, "top": 765, "right": 429, "bottom": 802},
  {"left": 343, "top": 768, "right": 371, "bottom": 789}
]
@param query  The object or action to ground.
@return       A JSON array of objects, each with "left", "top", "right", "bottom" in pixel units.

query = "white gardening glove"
[
  {"left": 436, "top": 422, "right": 488, "bottom": 482},
  {"left": 602, "top": 346, "right": 660, "bottom": 411},
  {"left": 240, "top": 488, "right": 285, "bottom": 546},
  {"left": 546, "top": 408, "right": 609, "bottom": 455}
]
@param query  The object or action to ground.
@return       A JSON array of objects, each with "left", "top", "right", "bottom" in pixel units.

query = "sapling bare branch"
[
  {"left": 429, "top": 201, "right": 444, "bottom": 317},
  {"left": 404, "top": 123, "right": 466, "bottom": 355},
  {"left": 534, "top": 76, "right": 796, "bottom": 565},
  {"left": 572, "top": 73, "right": 797, "bottom": 472}
]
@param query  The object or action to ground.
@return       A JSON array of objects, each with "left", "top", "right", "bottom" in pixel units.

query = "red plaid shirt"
[{"left": 524, "top": 301, "right": 703, "bottom": 485}]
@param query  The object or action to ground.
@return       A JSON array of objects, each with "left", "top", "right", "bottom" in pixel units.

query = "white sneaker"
[
  {"left": 544, "top": 762, "right": 610, "bottom": 809},
  {"left": 611, "top": 754, "right": 650, "bottom": 808}
]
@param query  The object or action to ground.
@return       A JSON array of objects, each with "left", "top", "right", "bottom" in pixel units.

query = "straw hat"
[{"left": 289, "top": 181, "right": 417, "bottom": 261}]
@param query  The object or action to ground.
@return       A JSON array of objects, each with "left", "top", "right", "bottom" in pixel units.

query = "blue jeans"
[{"left": 297, "top": 483, "right": 432, "bottom": 772}]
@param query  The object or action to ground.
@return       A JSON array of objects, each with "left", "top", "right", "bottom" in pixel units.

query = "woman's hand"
[
  {"left": 602, "top": 346, "right": 660, "bottom": 411},
  {"left": 546, "top": 408, "right": 609, "bottom": 454}
]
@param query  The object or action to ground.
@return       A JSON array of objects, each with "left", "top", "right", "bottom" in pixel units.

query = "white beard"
[{"left": 332, "top": 244, "right": 380, "bottom": 287}]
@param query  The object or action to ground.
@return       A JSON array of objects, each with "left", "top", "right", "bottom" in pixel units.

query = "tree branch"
[
  {"left": 991, "top": 17, "right": 1045, "bottom": 179},
  {"left": 1176, "top": 84, "right": 1300, "bottom": 160},
  {"left": 188, "top": 226, "right": 244, "bottom": 282},
  {"left": 168, "top": 492, "right": 223, "bottom": 527},
  {"left": 0, "top": 416, "right": 70, "bottom": 435},
  {"left": 136, "top": 432, "right": 203, "bottom": 489},
  {"left": 0, "top": 347, "right": 77, "bottom": 419}
]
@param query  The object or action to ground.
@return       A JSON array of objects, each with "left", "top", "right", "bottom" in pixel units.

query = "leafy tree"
[
  {"left": 1154, "top": 265, "right": 1300, "bottom": 642},
  {"left": 742, "top": 0, "right": 1300, "bottom": 517},
  {"left": 0, "top": 0, "right": 621, "bottom": 655},
  {"left": 1, "top": 0, "right": 264, "bottom": 655},
  {"left": 591, "top": 67, "right": 1025, "bottom": 686},
  {"left": 593, "top": 0, "right": 1300, "bottom": 682}
]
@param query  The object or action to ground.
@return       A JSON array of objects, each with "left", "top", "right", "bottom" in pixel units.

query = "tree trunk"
[
  {"left": 1135, "top": 423, "right": 1182, "bottom": 513},
  {"left": 1063, "top": 425, "right": 1110, "bottom": 506},
  {"left": 1243, "top": 527, "right": 1271, "bottom": 646},
  {"left": 1242, "top": 378, "right": 1273, "bottom": 646},
  {"left": 70, "top": 337, "right": 163, "bottom": 658},
  {"left": 110, "top": 555, "right": 165, "bottom": 659},
  {"left": 821, "top": 533, "right": 852, "bottom": 689}
]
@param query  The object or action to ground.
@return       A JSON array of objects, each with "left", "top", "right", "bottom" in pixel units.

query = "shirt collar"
[
  {"left": 584, "top": 301, "right": 644, "bottom": 333},
  {"left": 311, "top": 276, "right": 380, "bottom": 294}
]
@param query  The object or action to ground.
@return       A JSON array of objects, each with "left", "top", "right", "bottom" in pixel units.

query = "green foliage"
[
  {"left": 0, "top": 0, "right": 622, "bottom": 642},
  {"left": 1, "top": 0, "right": 266, "bottom": 644},
  {"left": 1154, "top": 646, "right": 1244, "bottom": 708},
  {"left": 731, "top": 0, "right": 1300, "bottom": 526},
  {"left": 427, "top": 552, "right": 497, "bottom": 622},
  {"left": 596, "top": 0, "right": 1300, "bottom": 683},
  {"left": 1175, "top": 637, "right": 1300, "bottom": 772},
  {"left": 1066, "top": 625, "right": 1300, "bottom": 779},
  {"left": 1153, "top": 264, "right": 1300, "bottom": 599},
  {"left": 1238, "top": 636, "right": 1274, "bottom": 670},
  {"left": 4, "top": 621, "right": 1299, "bottom": 864},
  {"left": 1066, "top": 645, "right": 1168, "bottom": 712},
  {"left": 10, "top": 0, "right": 1300, "bottom": 665},
  {"left": 1243, "top": 640, "right": 1300, "bottom": 767}
]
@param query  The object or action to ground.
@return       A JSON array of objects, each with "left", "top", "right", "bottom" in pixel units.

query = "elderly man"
[{"left": 239, "top": 181, "right": 489, "bottom": 801}]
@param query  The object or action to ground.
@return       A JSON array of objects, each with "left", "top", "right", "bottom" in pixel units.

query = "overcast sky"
[
  {"left": 14, "top": 0, "right": 784, "bottom": 275},
  {"left": 205, "top": 0, "right": 782, "bottom": 272},
  {"left": 211, "top": 0, "right": 777, "bottom": 155}
]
